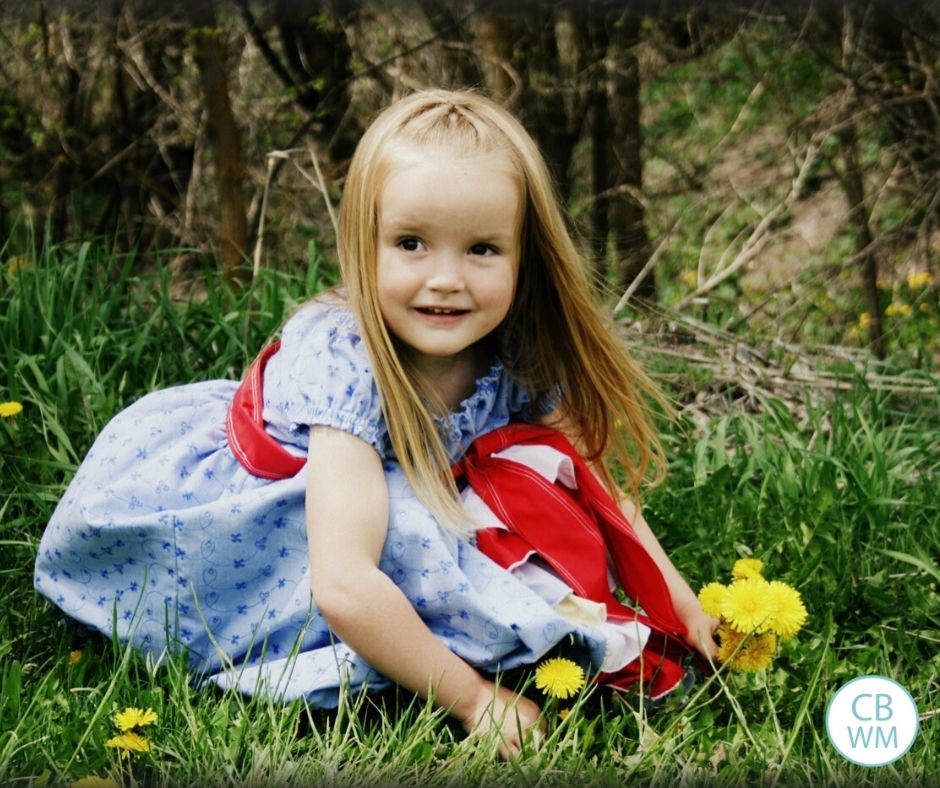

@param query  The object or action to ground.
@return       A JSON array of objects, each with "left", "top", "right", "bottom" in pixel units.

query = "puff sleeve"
[{"left": 261, "top": 300, "right": 388, "bottom": 457}]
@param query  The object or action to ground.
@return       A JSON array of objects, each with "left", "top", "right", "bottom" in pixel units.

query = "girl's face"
[{"left": 375, "top": 144, "right": 522, "bottom": 373}]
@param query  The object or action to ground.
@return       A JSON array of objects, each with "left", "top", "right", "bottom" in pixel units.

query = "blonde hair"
[{"left": 337, "top": 89, "right": 668, "bottom": 530}]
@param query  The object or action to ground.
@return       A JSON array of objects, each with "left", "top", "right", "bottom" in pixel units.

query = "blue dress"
[{"left": 34, "top": 298, "right": 612, "bottom": 707}]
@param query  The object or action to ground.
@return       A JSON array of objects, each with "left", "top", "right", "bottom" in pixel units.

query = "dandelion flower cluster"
[
  {"left": 698, "top": 557, "right": 807, "bottom": 672},
  {"left": 907, "top": 271, "right": 933, "bottom": 289},
  {"left": 534, "top": 657, "right": 585, "bottom": 699},
  {"left": 104, "top": 706, "right": 157, "bottom": 757},
  {"left": 885, "top": 302, "right": 912, "bottom": 317}
]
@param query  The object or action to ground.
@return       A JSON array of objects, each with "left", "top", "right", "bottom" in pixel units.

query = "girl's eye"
[
  {"left": 469, "top": 244, "right": 496, "bottom": 256},
  {"left": 398, "top": 237, "right": 424, "bottom": 252}
]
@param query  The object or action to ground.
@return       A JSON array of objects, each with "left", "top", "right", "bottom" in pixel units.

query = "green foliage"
[
  {"left": 639, "top": 21, "right": 940, "bottom": 364},
  {"left": 1, "top": 242, "right": 937, "bottom": 784}
]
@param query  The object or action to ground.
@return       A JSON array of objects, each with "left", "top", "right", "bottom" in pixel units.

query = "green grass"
[{"left": 1, "top": 242, "right": 937, "bottom": 785}]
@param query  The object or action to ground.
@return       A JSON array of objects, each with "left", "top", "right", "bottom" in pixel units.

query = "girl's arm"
[
  {"left": 305, "top": 425, "right": 542, "bottom": 757},
  {"left": 616, "top": 497, "right": 719, "bottom": 658}
]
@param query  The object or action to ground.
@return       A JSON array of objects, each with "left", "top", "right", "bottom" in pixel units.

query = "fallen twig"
[{"left": 618, "top": 307, "right": 939, "bottom": 420}]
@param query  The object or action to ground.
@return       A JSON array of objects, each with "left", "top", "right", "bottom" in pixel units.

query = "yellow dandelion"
[
  {"left": 113, "top": 706, "right": 158, "bottom": 731},
  {"left": 534, "top": 657, "right": 585, "bottom": 700},
  {"left": 716, "top": 624, "right": 745, "bottom": 665},
  {"left": 764, "top": 581, "right": 807, "bottom": 640},
  {"left": 104, "top": 731, "right": 150, "bottom": 756},
  {"left": 0, "top": 401, "right": 23, "bottom": 418},
  {"left": 730, "top": 632, "right": 777, "bottom": 672},
  {"left": 721, "top": 577, "right": 774, "bottom": 633},
  {"left": 558, "top": 708, "right": 571, "bottom": 721},
  {"left": 697, "top": 582, "right": 729, "bottom": 618},
  {"left": 907, "top": 271, "right": 933, "bottom": 289},
  {"left": 6, "top": 256, "right": 26, "bottom": 275},
  {"left": 70, "top": 777, "right": 120, "bottom": 788},
  {"left": 681, "top": 270, "right": 698, "bottom": 286},
  {"left": 920, "top": 303, "right": 930, "bottom": 312},
  {"left": 886, "top": 302, "right": 912, "bottom": 317},
  {"left": 732, "top": 557, "right": 764, "bottom": 581},
  {"left": 858, "top": 312, "right": 871, "bottom": 328},
  {"left": 68, "top": 649, "right": 83, "bottom": 666}
]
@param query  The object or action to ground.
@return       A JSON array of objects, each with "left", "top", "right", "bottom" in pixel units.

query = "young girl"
[{"left": 35, "top": 89, "right": 717, "bottom": 756}]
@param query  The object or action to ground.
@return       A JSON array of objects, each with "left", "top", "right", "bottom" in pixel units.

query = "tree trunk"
[
  {"left": 605, "top": 8, "right": 654, "bottom": 300},
  {"left": 45, "top": 7, "right": 83, "bottom": 245},
  {"left": 477, "top": 11, "right": 516, "bottom": 102},
  {"left": 839, "top": 122, "right": 884, "bottom": 358},
  {"left": 589, "top": 4, "right": 611, "bottom": 277},
  {"left": 187, "top": 0, "right": 248, "bottom": 283},
  {"left": 513, "top": 2, "right": 590, "bottom": 204},
  {"left": 840, "top": 5, "right": 884, "bottom": 357}
]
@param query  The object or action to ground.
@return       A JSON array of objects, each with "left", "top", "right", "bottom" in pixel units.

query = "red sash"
[
  {"left": 226, "top": 342, "right": 305, "bottom": 480},
  {"left": 226, "top": 345, "right": 690, "bottom": 698},
  {"left": 453, "top": 424, "right": 686, "bottom": 637}
]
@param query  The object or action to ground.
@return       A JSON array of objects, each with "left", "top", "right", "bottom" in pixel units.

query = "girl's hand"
[
  {"left": 676, "top": 599, "right": 720, "bottom": 661},
  {"left": 458, "top": 680, "right": 544, "bottom": 760}
]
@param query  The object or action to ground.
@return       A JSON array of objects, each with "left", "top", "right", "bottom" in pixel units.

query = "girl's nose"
[{"left": 425, "top": 255, "right": 465, "bottom": 292}]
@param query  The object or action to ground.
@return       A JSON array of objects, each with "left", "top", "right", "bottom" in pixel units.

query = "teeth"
[{"left": 425, "top": 307, "right": 458, "bottom": 314}]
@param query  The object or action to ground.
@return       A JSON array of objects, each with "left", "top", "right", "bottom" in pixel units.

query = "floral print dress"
[{"left": 34, "top": 298, "right": 621, "bottom": 706}]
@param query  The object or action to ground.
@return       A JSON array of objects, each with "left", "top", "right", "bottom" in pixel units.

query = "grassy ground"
[{"left": 1, "top": 243, "right": 938, "bottom": 785}]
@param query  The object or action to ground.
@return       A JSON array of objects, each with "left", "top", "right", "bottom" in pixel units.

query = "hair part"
[{"left": 337, "top": 89, "right": 668, "bottom": 531}]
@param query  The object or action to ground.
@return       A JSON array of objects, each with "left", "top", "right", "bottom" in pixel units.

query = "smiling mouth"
[{"left": 415, "top": 307, "right": 469, "bottom": 316}]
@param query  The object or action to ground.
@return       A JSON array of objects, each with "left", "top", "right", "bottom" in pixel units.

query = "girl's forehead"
[
  {"left": 382, "top": 140, "right": 519, "bottom": 179},
  {"left": 374, "top": 142, "right": 524, "bottom": 239}
]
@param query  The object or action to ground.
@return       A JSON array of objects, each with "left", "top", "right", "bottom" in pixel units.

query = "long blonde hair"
[{"left": 337, "top": 89, "right": 668, "bottom": 530}]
